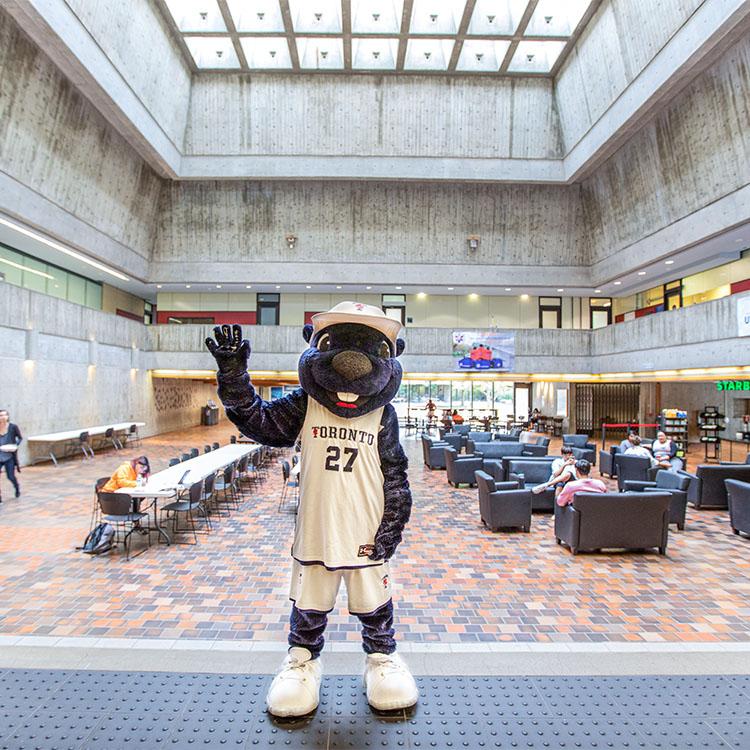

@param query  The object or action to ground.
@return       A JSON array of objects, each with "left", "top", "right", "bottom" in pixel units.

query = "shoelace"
[{"left": 371, "top": 656, "right": 406, "bottom": 677}]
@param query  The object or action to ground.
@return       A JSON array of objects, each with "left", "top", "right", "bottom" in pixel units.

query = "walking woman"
[{"left": 0, "top": 409, "right": 23, "bottom": 501}]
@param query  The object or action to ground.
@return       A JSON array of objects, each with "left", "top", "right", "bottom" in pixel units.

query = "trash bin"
[{"left": 202, "top": 404, "right": 219, "bottom": 426}]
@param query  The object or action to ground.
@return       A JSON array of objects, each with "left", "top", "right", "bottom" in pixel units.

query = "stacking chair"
[
  {"left": 199, "top": 473, "right": 216, "bottom": 531},
  {"left": 204, "top": 445, "right": 212, "bottom": 454},
  {"left": 212, "top": 442, "right": 220, "bottom": 451},
  {"left": 127, "top": 423, "right": 142, "bottom": 448},
  {"left": 168, "top": 457, "right": 180, "bottom": 467},
  {"left": 235, "top": 454, "right": 251, "bottom": 497},
  {"left": 161, "top": 479, "right": 204, "bottom": 545},
  {"left": 97, "top": 492, "right": 150, "bottom": 560},
  {"left": 180, "top": 453, "right": 191, "bottom": 462},
  {"left": 104, "top": 427, "right": 122, "bottom": 452},
  {"left": 230, "top": 435, "right": 237, "bottom": 444},
  {"left": 279, "top": 460, "right": 299, "bottom": 513},
  {"left": 214, "top": 463, "right": 239, "bottom": 514},
  {"left": 79, "top": 431, "right": 94, "bottom": 460},
  {"left": 189, "top": 448, "right": 199, "bottom": 459}
]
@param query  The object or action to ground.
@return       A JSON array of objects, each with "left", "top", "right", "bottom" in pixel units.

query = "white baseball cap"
[{"left": 311, "top": 301, "right": 402, "bottom": 344}]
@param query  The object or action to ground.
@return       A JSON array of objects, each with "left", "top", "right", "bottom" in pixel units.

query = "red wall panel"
[{"left": 156, "top": 311, "right": 257, "bottom": 325}]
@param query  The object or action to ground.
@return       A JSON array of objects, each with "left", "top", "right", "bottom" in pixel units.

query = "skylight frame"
[{"left": 156, "top": 0, "right": 601, "bottom": 77}]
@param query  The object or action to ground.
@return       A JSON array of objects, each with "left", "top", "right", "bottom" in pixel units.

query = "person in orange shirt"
[{"left": 102, "top": 456, "right": 151, "bottom": 492}]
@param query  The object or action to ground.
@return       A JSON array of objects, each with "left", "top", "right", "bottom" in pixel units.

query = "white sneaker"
[
  {"left": 266, "top": 647, "right": 322, "bottom": 717},
  {"left": 531, "top": 484, "right": 547, "bottom": 495},
  {"left": 363, "top": 652, "right": 419, "bottom": 711}
]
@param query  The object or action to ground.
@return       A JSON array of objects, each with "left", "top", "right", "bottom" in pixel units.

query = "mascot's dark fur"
[{"left": 206, "top": 321, "right": 412, "bottom": 653}]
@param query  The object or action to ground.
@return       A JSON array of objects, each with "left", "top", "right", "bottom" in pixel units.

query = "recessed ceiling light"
[
  {"left": 594, "top": 289, "right": 602, "bottom": 293},
  {"left": 469, "top": 293, "right": 479, "bottom": 300},
  {"left": 185, "top": 284, "right": 191, "bottom": 288},
  {"left": 637, "top": 271, "right": 646, "bottom": 276},
  {"left": 447, "top": 287, "right": 454, "bottom": 290},
  {"left": 556, "top": 288, "right": 564, "bottom": 292},
  {"left": 336, "top": 285, "right": 342, "bottom": 289},
  {"left": 504, "top": 287, "right": 512, "bottom": 291},
  {"left": 417, "top": 292, "right": 427, "bottom": 299},
  {"left": 395, "top": 286, "right": 402, "bottom": 290},
  {"left": 246, "top": 285, "right": 252, "bottom": 288},
  {"left": 520, "top": 294, "right": 529, "bottom": 300},
  {"left": 156, "top": 284, "right": 162, "bottom": 289},
  {"left": 216, "top": 284, "right": 222, "bottom": 288},
  {"left": 665, "top": 260, "right": 675, "bottom": 265},
  {"left": 613, "top": 281, "right": 622, "bottom": 285},
  {"left": 305, "top": 285, "right": 311, "bottom": 289},
  {"left": 275, "top": 285, "right": 280, "bottom": 289},
  {"left": 366, "top": 286, "right": 372, "bottom": 290}
]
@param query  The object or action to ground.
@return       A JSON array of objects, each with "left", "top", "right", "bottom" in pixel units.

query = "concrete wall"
[
  {"left": 102, "top": 284, "right": 145, "bottom": 318},
  {"left": 555, "top": 0, "right": 704, "bottom": 151},
  {"left": 0, "top": 283, "right": 221, "bottom": 465},
  {"left": 185, "top": 75, "right": 561, "bottom": 160},
  {"left": 0, "top": 8, "right": 161, "bottom": 277},
  {"left": 64, "top": 0, "right": 191, "bottom": 151},
  {"left": 582, "top": 33, "right": 750, "bottom": 274},
  {"left": 151, "top": 180, "right": 586, "bottom": 284}
]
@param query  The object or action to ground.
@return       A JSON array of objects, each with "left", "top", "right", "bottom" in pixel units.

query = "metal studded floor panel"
[{"left": 0, "top": 670, "right": 749, "bottom": 749}]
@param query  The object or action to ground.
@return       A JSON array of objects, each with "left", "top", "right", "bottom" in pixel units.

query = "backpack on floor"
[{"left": 81, "top": 523, "right": 115, "bottom": 555}]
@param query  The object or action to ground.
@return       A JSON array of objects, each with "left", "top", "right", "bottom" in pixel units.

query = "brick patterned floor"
[{"left": 1, "top": 424, "right": 749, "bottom": 644}]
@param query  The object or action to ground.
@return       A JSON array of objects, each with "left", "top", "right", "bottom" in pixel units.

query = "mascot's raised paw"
[
  {"left": 364, "top": 652, "right": 419, "bottom": 711},
  {"left": 205, "top": 323, "right": 251, "bottom": 374}
]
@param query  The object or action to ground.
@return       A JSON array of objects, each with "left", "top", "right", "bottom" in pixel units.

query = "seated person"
[
  {"left": 532, "top": 445, "right": 576, "bottom": 494},
  {"left": 623, "top": 435, "right": 655, "bottom": 464},
  {"left": 451, "top": 410, "right": 464, "bottom": 425},
  {"left": 619, "top": 431, "right": 639, "bottom": 453},
  {"left": 556, "top": 460, "right": 607, "bottom": 506},
  {"left": 440, "top": 410, "right": 453, "bottom": 431},
  {"left": 651, "top": 430, "right": 681, "bottom": 470},
  {"left": 101, "top": 456, "right": 151, "bottom": 492}
]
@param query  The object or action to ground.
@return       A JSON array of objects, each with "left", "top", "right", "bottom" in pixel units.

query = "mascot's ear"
[
  {"left": 302, "top": 324, "right": 314, "bottom": 343},
  {"left": 395, "top": 338, "right": 405, "bottom": 356}
]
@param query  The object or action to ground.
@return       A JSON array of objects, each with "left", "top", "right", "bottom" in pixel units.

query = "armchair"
[
  {"left": 441, "top": 433, "right": 464, "bottom": 452},
  {"left": 504, "top": 458, "right": 557, "bottom": 511},
  {"left": 687, "top": 464, "right": 750, "bottom": 509},
  {"left": 614, "top": 454, "right": 654, "bottom": 491},
  {"left": 623, "top": 469, "right": 692, "bottom": 530},
  {"left": 563, "top": 434, "right": 596, "bottom": 465},
  {"left": 475, "top": 470, "right": 532, "bottom": 532},
  {"left": 599, "top": 446, "right": 621, "bottom": 478},
  {"left": 421, "top": 435, "right": 449, "bottom": 470},
  {"left": 554, "top": 491, "right": 671, "bottom": 555},
  {"left": 726, "top": 479, "right": 750, "bottom": 537},
  {"left": 445, "top": 447, "right": 483, "bottom": 488}
]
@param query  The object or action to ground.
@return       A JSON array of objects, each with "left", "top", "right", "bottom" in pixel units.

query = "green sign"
[{"left": 716, "top": 380, "right": 750, "bottom": 391}]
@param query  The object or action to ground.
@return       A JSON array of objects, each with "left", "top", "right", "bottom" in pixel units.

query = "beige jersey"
[{"left": 292, "top": 397, "right": 385, "bottom": 570}]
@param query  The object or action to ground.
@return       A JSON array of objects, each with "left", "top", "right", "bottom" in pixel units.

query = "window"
[
  {"left": 167, "top": 316, "right": 215, "bottom": 325},
  {"left": 144, "top": 301, "right": 153, "bottom": 325},
  {"left": 589, "top": 297, "right": 612, "bottom": 328},
  {"left": 664, "top": 280, "right": 682, "bottom": 310},
  {"left": 257, "top": 293, "right": 280, "bottom": 325},
  {"left": 382, "top": 294, "right": 406, "bottom": 327},
  {"left": 538, "top": 296, "right": 561, "bottom": 329}
]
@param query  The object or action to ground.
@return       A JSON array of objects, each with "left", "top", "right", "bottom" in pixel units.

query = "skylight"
[{"left": 159, "top": 0, "right": 597, "bottom": 75}]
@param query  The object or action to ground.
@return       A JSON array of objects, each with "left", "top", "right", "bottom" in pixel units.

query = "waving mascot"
[{"left": 206, "top": 302, "right": 417, "bottom": 717}]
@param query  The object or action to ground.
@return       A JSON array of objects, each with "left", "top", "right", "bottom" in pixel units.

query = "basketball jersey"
[{"left": 292, "top": 397, "right": 385, "bottom": 569}]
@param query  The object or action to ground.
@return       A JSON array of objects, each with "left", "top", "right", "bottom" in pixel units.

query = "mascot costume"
[{"left": 206, "top": 302, "right": 417, "bottom": 717}]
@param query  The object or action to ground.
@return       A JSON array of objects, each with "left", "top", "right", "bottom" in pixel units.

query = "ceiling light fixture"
[
  {"left": 336, "top": 285, "right": 342, "bottom": 289},
  {"left": 526, "top": 53, "right": 535, "bottom": 62},
  {"left": 305, "top": 285, "right": 311, "bottom": 289},
  {"left": 475, "top": 53, "right": 484, "bottom": 61},
  {"left": 556, "top": 288, "right": 564, "bottom": 292},
  {"left": 156, "top": 284, "right": 163, "bottom": 289},
  {"left": 504, "top": 287, "right": 511, "bottom": 291},
  {"left": 487, "top": 14, "right": 495, "bottom": 23},
  {"left": 372, "top": 12, "right": 379, "bottom": 21},
  {"left": 520, "top": 294, "right": 529, "bottom": 300},
  {"left": 665, "top": 260, "right": 675, "bottom": 265},
  {"left": 199, "top": 11, "right": 208, "bottom": 20},
  {"left": 270, "top": 50, "right": 276, "bottom": 57},
  {"left": 275, "top": 285, "right": 280, "bottom": 289},
  {"left": 286, "top": 234, "right": 297, "bottom": 249},
  {"left": 373, "top": 51, "right": 380, "bottom": 59},
  {"left": 424, "top": 51, "right": 432, "bottom": 60},
  {"left": 638, "top": 271, "right": 646, "bottom": 276},
  {"left": 395, "top": 286, "right": 402, "bottom": 290},
  {"left": 366, "top": 286, "right": 372, "bottom": 290},
  {"left": 314, "top": 12, "right": 322, "bottom": 21},
  {"left": 246, "top": 285, "right": 252, "bottom": 288},
  {"left": 613, "top": 281, "right": 622, "bottom": 285},
  {"left": 216, "top": 49, "right": 223, "bottom": 58},
  {"left": 0, "top": 215, "right": 129, "bottom": 281},
  {"left": 447, "top": 287, "right": 454, "bottom": 290},
  {"left": 216, "top": 284, "right": 222, "bottom": 288},
  {"left": 594, "top": 289, "right": 602, "bottom": 293},
  {"left": 544, "top": 15, "right": 553, "bottom": 23},
  {"left": 429, "top": 14, "right": 438, "bottom": 22},
  {"left": 320, "top": 50, "right": 328, "bottom": 59},
  {"left": 186, "top": 284, "right": 191, "bottom": 288}
]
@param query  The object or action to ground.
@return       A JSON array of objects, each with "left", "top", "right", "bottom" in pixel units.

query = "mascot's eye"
[
  {"left": 377, "top": 341, "right": 391, "bottom": 359},
  {"left": 317, "top": 334, "right": 331, "bottom": 352}
]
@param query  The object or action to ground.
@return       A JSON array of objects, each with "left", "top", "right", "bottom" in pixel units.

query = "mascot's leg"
[
  {"left": 267, "top": 563, "right": 339, "bottom": 717},
  {"left": 347, "top": 567, "right": 419, "bottom": 711}
]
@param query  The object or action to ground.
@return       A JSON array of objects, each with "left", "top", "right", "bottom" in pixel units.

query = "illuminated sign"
[{"left": 716, "top": 381, "right": 750, "bottom": 391}]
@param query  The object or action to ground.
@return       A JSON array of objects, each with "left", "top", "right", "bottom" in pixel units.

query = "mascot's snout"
[{"left": 332, "top": 350, "right": 373, "bottom": 380}]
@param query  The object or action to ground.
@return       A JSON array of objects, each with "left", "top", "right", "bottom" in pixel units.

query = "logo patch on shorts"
[
  {"left": 382, "top": 575, "right": 389, "bottom": 589},
  {"left": 358, "top": 544, "right": 375, "bottom": 557}
]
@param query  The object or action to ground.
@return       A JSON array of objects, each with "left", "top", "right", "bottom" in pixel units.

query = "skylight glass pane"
[
  {"left": 297, "top": 37, "right": 345, "bottom": 69},
  {"left": 409, "top": 0, "right": 465, "bottom": 35},
  {"left": 289, "top": 0, "right": 342, "bottom": 33},
  {"left": 164, "top": 0, "right": 226, "bottom": 32},
  {"left": 227, "top": 0, "right": 284, "bottom": 32},
  {"left": 352, "top": 38, "right": 398, "bottom": 69},
  {"left": 525, "top": 0, "right": 590, "bottom": 37},
  {"left": 456, "top": 39, "right": 510, "bottom": 71},
  {"left": 507, "top": 40, "right": 566, "bottom": 72},
  {"left": 351, "top": 1, "right": 404, "bottom": 34},
  {"left": 184, "top": 37, "right": 241, "bottom": 68},
  {"left": 468, "top": 0, "right": 527, "bottom": 35},
  {"left": 404, "top": 39, "right": 455, "bottom": 70},
  {"left": 240, "top": 37, "right": 292, "bottom": 68}
]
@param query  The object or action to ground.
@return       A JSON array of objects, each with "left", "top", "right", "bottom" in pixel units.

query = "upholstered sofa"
[
  {"left": 475, "top": 470, "right": 532, "bottom": 532},
  {"left": 504, "top": 457, "right": 557, "bottom": 511},
  {"left": 554, "top": 491, "right": 671, "bottom": 555},
  {"left": 726, "top": 479, "right": 750, "bottom": 537},
  {"left": 468, "top": 441, "right": 529, "bottom": 459},
  {"left": 685, "top": 464, "right": 750, "bottom": 509},
  {"left": 563, "top": 434, "right": 596, "bottom": 465},
  {"left": 623, "top": 469, "right": 692, "bottom": 530}
]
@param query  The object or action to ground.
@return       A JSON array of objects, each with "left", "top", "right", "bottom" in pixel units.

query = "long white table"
[
  {"left": 121, "top": 443, "right": 262, "bottom": 544},
  {"left": 28, "top": 422, "right": 146, "bottom": 464}
]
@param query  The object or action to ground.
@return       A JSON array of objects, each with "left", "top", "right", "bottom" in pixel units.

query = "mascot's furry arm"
[
  {"left": 371, "top": 404, "right": 412, "bottom": 561},
  {"left": 207, "top": 324, "right": 308, "bottom": 448}
]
